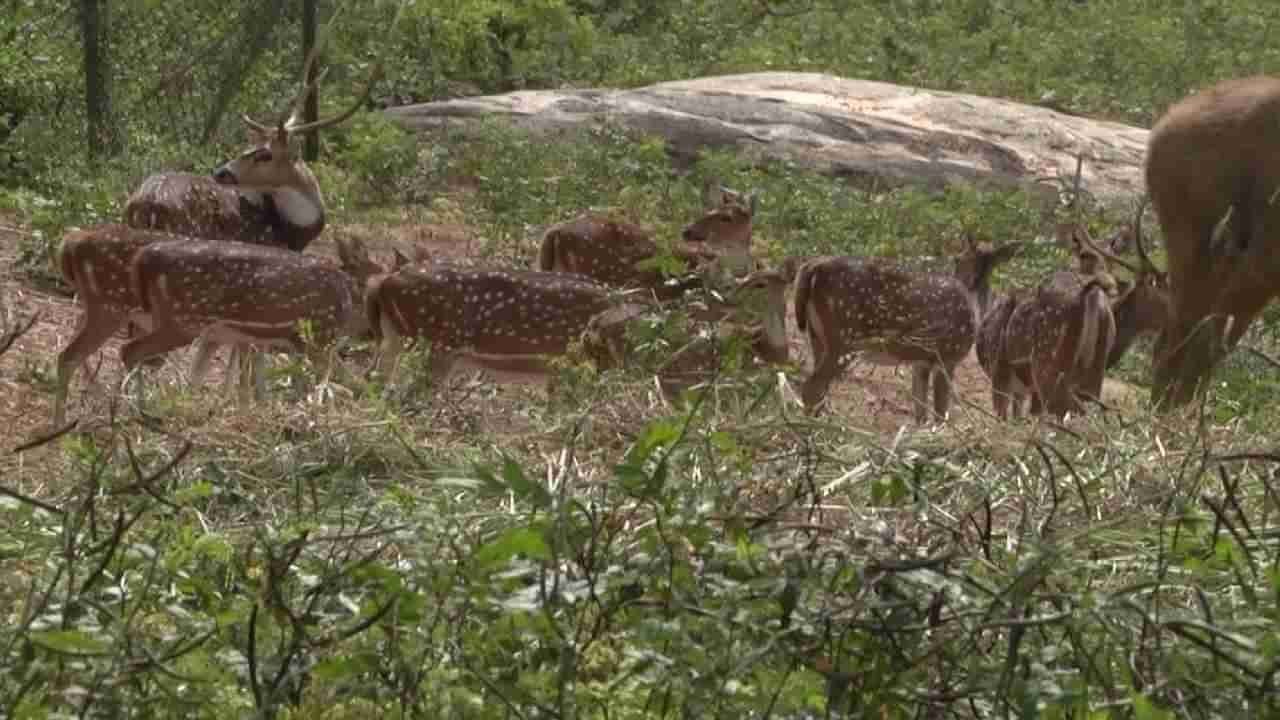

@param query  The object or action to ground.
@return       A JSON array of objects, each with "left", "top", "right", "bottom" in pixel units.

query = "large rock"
[{"left": 385, "top": 72, "right": 1149, "bottom": 205}]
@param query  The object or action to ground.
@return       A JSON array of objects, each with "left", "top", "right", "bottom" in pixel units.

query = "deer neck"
[
  {"left": 753, "top": 284, "right": 789, "bottom": 363},
  {"left": 266, "top": 165, "right": 326, "bottom": 251}
]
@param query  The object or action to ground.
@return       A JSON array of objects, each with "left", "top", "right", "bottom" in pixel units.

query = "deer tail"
[
  {"left": 793, "top": 259, "right": 820, "bottom": 334},
  {"left": 58, "top": 232, "right": 84, "bottom": 290},
  {"left": 538, "top": 230, "right": 559, "bottom": 272},
  {"left": 364, "top": 275, "right": 387, "bottom": 341},
  {"left": 1072, "top": 282, "right": 1108, "bottom": 373}
]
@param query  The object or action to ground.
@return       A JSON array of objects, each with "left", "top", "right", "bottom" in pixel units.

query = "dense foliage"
[{"left": 4, "top": 1, "right": 1280, "bottom": 718}]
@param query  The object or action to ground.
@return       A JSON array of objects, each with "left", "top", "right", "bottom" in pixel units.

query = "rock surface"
[{"left": 385, "top": 72, "right": 1149, "bottom": 205}]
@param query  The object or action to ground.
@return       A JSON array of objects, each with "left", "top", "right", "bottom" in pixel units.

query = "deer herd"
[{"left": 45, "top": 69, "right": 1280, "bottom": 429}]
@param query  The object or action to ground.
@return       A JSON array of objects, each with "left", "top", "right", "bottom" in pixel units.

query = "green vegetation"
[{"left": 4, "top": 1, "right": 1280, "bottom": 717}]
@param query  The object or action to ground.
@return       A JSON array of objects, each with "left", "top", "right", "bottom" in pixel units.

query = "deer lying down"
[
  {"left": 794, "top": 238, "right": 1020, "bottom": 422},
  {"left": 365, "top": 264, "right": 628, "bottom": 385},
  {"left": 539, "top": 184, "right": 757, "bottom": 300},
  {"left": 580, "top": 266, "right": 792, "bottom": 401}
]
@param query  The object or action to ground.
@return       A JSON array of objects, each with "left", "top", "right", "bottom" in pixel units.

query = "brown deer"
[
  {"left": 118, "top": 236, "right": 383, "bottom": 381},
  {"left": 52, "top": 59, "right": 379, "bottom": 425},
  {"left": 1145, "top": 76, "right": 1280, "bottom": 409},
  {"left": 580, "top": 265, "right": 793, "bottom": 400},
  {"left": 538, "top": 183, "right": 757, "bottom": 300},
  {"left": 795, "top": 238, "right": 1021, "bottom": 422},
  {"left": 979, "top": 215, "right": 1170, "bottom": 419},
  {"left": 1069, "top": 213, "right": 1171, "bottom": 371},
  {"left": 52, "top": 231, "right": 384, "bottom": 425},
  {"left": 366, "top": 264, "right": 637, "bottom": 385}
]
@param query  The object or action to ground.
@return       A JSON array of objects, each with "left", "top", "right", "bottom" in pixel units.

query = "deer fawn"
[
  {"left": 539, "top": 183, "right": 757, "bottom": 300},
  {"left": 1145, "top": 76, "right": 1280, "bottom": 409},
  {"left": 581, "top": 265, "right": 792, "bottom": 400},
  {"left": 795, "top": 238, "right": 1021, "bottom": 422},
  {"left": 366, "top": 264, "right": 634, "bottom": 386},
  {"left": 117, "top": 236, "right": 382, "bottom": 383}
]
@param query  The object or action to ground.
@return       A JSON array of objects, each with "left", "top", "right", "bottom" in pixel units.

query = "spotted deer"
[
  {"left": 118, "top": 236, "right": 383, "bottom": 382},
  {"left": 52, "top": 56, "right": 380, "bottom": 426},
  {"left": 581, "top": 265, "right": 793, "bottom": 400},
  {"left": 980, "top": 213, "right": 1171, "bottom": 420},
  {"left": 538, "top": 183, "right": 757, "bottom": 300},
  {"left": 1068, "top": 211, "right": 1171, "bottom": 371},
  {"left": 366, "top": 264, "right": 641, "bottom": 385},
  {"left": 795, "top": 238, "right": 1021, "bottom": 421},
  {"left": 981, "top": 229, "right": 1117, "bottom": 419}
]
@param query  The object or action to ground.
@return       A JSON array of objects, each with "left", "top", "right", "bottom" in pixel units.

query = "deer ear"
[{"left": 392, "top": 247, "right": 412, "bottom": 269}]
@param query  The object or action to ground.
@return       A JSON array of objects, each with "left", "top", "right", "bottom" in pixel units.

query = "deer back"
[
  {"left": 795, "top": 257, "right": 979, "bottom": 367},
  {"left": 60, "top": 224, "right": 187, "bottom": 313},
  {"left": 1003, "top": 271, "right": 1113, "bottom": 406},
  {"left": 369, "top": 265, "right": 617, "bottom": 357},
  {"left": 124, "top": 172, "right": 279, "bottom": 246},
  {"left": 130, "top": 240, "right": 365, "bottom": 349},
  {"left": 539, "top": 214, "right": 660, "bottom": 286}
]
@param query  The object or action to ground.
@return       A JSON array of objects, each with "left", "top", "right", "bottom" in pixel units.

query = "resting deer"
[
  {"left": 366, "top": 264, "right": 636, "bottom": 386},
  {"left": 117, "top": 236, "right": 383, "bottom": 385},
  {"left": 52, "top": 56, "right": 379, "bottom": 425},
  {"left": 580, "top": 265, "right": 792, "bottom": 400},
  {"left": 794, "top": 238, "right": 1021, "bottom": 422},
  {"left": 539, "top": 183, "right": 757, "bottom": 300},
  {"left": 1145, "top": 76, "right": 1280, "bottom": 409}
]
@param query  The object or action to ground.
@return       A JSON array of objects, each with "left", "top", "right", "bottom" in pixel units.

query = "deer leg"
[
  {"left": 909, "top": 363, "right": 932, "bottom": 423},
  {"left": 932, "top": 364, "right": 954, "bottom": 422},
  {"left": 53, "top": 307, "right": 127, "bottom": 428},
  {"left": 800, "top": 357, "right": 842, "bottom": 416},
  {"left": 119, "top": 326, "right": 195, "bottom": 414},
  {"left": 188, "top": 337, "right": 220, "bottom": 387},
  {"left": 427, "top": 347, "right": 458, "bottom": 387},
  {"left": 375, "top": 332, "right": 406, "bottom": 386}
]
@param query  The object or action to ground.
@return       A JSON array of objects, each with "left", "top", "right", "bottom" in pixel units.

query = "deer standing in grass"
[
  {"left": 580, "top": 265, "right": 793, "bottom": 401},
  {"left": 116, "top": 237, "right": 383, "bottom": 385},
  {"left": 366, "top": 264, "right": 634, "bottom": 386},
  {"left": 52, "top": 58, "right": 379, "bottom": 426},
  {"left": 539, "top": 184, "right": 758, "bottom": 300},
  {"left": 1145, "top": 76, "right": 1280, "bottom": 409},
  {"left": 794, "top": 238, "right": 1020, "bottom": 422},
  {"left": 977, "top": 216, "right": 1169, "bottom": 420}
]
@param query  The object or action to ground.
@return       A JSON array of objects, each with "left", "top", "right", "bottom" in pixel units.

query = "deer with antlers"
[
  {"left": 580, "top": 265, "right": 793, "bottom": 400},
  {"left": 794, "top": 238, "right": 1021, "bottom": 422},
  {"left": 1143, "top": 76, "right": 1280, "bottom": 408},
  {"left": 539, "top": 183, "right": 758, "bottom": 301},
  {"left": 978, "top": 210, "right": 1169, "bottom": 419},
  {"left": 52, "top": 52, "right": 381, "bottom": 426}
]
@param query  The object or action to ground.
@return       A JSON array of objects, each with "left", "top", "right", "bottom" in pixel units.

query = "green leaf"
[
  {"left": 474, "top": 527, "right": 551, "bottom": 570},
  {"left": 29, "top": 630, "right": 109, "bottom": 655}
]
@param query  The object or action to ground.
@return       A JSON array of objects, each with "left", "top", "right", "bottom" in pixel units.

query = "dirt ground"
[{"left": 0, "top": 213, "right": 1148, "bottom": 485}]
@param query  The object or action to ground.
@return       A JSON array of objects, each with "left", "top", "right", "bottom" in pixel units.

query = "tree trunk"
[
  {"left": 302, "top": 0, "right": 319, "bottom": 162},
  {"left": 80, "top": 0, "right": 118, "bottom": 162},
  {"left": 200, "top": 0, "right": 288, "bottom": 143}
]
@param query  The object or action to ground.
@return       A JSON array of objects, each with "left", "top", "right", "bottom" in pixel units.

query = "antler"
[
  {"left": 241, "top": 1, "right": 385, "bottom": 136},
  {"left": 1071, "top": 196, "right": 1165, "bottom": 281}
]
